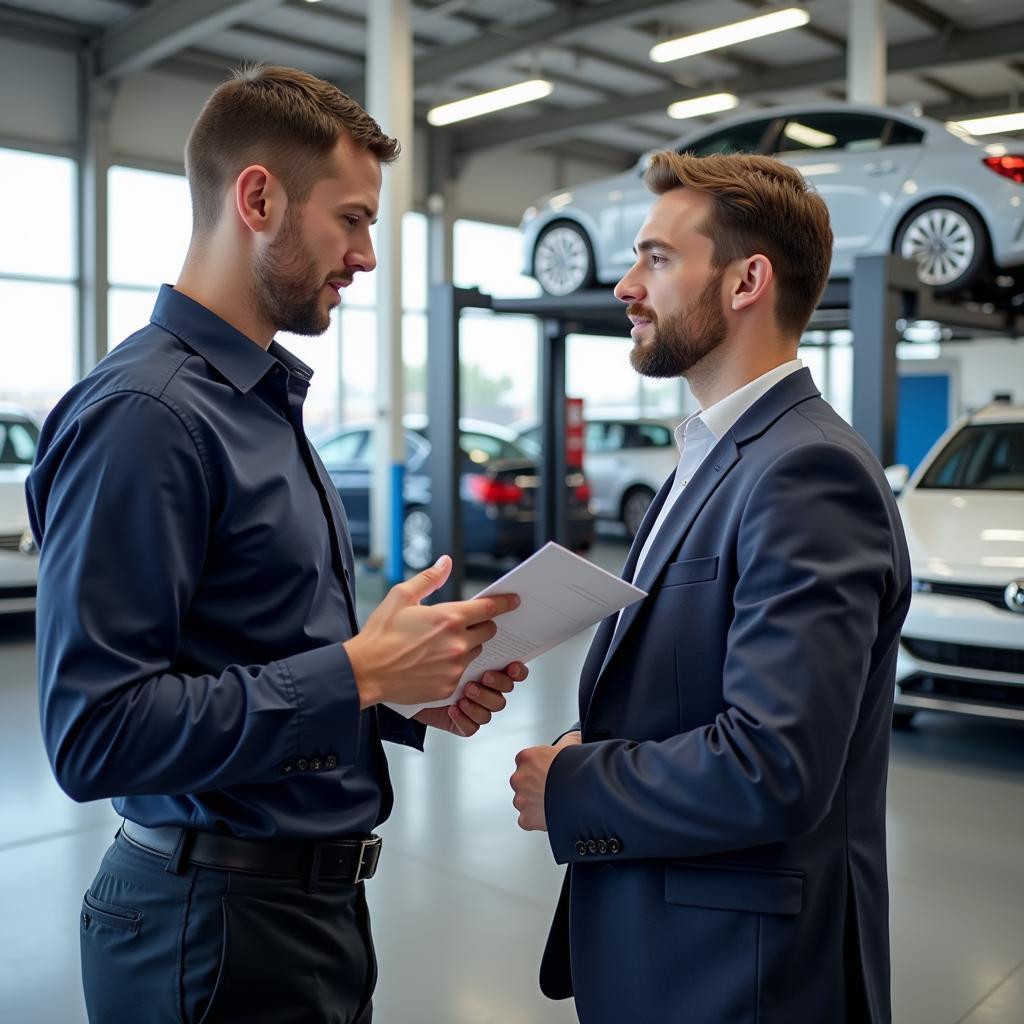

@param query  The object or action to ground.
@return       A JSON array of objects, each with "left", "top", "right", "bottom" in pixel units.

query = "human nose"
[
  {"left": 346, "top": 231, "right": 377, "bottom": 274},
  {"left": 614, "top": 267, "right": 645, "bottom": 304}
]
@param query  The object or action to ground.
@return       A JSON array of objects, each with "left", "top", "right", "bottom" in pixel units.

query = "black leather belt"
[{"left": 119, "top": 819, "right": 382, "bottom": 883}]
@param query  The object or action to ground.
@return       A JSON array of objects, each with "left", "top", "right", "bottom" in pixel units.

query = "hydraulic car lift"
[{"left": 425, "top": 257, "right": 1023, "bottom": 602}]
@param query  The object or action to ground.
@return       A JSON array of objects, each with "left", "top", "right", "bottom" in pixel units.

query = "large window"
[{"left": 0, "top": 147, "right": 77, "bottom": 421}]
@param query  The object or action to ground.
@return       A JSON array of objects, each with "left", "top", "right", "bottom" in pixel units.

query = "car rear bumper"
[{"left": 895, "top": 592, "right": 1024, "bottom": 721}]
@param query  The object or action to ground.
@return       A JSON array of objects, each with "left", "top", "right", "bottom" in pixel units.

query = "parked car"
[
  {"left": 521, "top": 101, "right": 1024, "bottom": 298},
  {"left": 516, "top": 417, "right": 679, "bottom": 539},
  {"left": 0, "top": 404, "right": 39, "bottom": 552},
  {"left": 888, "top": 400, "right": 1024, "bottom": 725},
  {"left": 0, "top": 538, "right": 37, "bottom": 616},
  {"left": 314, "top": 418, "right": 595, "bottom": 571}
]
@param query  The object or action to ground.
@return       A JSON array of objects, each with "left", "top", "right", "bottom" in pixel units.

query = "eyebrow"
[{"left": 633, "top": 237, "right": 677, "bottom": 256}]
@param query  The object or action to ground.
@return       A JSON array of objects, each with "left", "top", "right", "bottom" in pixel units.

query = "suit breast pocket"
[{"left": 661, "top": 555, "right": 719, "bottom": 589}]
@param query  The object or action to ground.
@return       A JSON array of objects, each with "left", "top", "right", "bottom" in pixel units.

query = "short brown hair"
[
  {"left": 185, "top": 64, "right": 400, "bottom": 235},
  {"left": 645, "top": 151, "right": 833, "bottom": 337}
]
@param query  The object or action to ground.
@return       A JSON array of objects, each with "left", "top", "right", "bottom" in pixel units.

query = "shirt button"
[
  {"left": 586, "top": 840, "right": 597, "bottom": 854},
  {"left": 608, "top": 837, "right": 622, "bottom": 854},
  {"left": 325, "top": 755, "right": 338, "bottom": 770},
  {"left": 575, "top": 841, "right": 587, "bottom": 856},
  {"left": 295, "top": 758, "right": 309, "bottom": 771},
  {"left": 310, "top": 758, "right": 322, "bottom": 771},
  {"left": 281, "top": 761, "right": 294, "bottom": 775}
]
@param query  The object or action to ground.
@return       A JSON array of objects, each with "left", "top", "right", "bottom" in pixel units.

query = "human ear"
[
  {"left": 234, "top": 165, "right": 285, "bottom": 235},
  {"left": 731, "top": 254, "right": 773, "bottom": 312}
]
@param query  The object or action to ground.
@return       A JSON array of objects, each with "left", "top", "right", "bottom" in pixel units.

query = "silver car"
[{"left": 521, "top": 101, "right": 1024, "bottom": 297}]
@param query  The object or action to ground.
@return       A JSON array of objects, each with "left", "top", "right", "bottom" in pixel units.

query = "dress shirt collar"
[
  {"left": 149, "top": 284, "right": 314, "bottom": 394},
  {"left": 698, "top": 358, "right": 804, "bottom": 441}
]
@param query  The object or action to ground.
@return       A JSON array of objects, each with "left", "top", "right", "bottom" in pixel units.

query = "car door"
[
  {"left": 613, "top": 117, "right": 780, "bottom": 268},
  {"left": 773, "top": 111, "right": 924, "bottom": 273},
  {"left": 0, "top": 417, "right": 38, "bottom": 540},
  {"left": 582, "top": 420, "right": 628, "bottom": 518},
  {"left": 316, "top": 429, "right": 372, "bottom": 544}
]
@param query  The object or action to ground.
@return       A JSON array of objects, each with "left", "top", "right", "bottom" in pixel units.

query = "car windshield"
[
  {"left": 0, "top": 419, "right": 39, "bottom": 466},
  {"left": 459, "top": 432, "right": 529, "bottom": 464},
  {"left": 918, "top": 422, "right": 1024, "bottom": 491}
]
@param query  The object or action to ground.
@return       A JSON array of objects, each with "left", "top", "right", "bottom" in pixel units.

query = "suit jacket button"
[
  {"left": 575, "top": 841, "right": 587, "bottom": 856},
  {"left": 281, "top": 761, "right": 295, "bottom": 775},
  {"left": 325, "top": 755, "right": 338, "bottom": 770},
  {"left": 295, "top": 758, "right": 309, "bottom": 771},
  {"left": 597, "top": 840, "right": 608, "bottom": 854},
  {"left": 586, "top": 840, "right": 597, "bottom": 854},
  {"left": 310, "top": 757, "right": 322, "bottom": 771},
  {"left": 608, "top": 837, "right": 621, "bottom": 854}
]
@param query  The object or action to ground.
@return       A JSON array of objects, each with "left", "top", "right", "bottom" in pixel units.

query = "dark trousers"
[{"left": 80, "top": 831, "right": 377, "bottom": 1024}]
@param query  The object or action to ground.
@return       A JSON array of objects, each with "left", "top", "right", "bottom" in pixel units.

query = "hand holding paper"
[{"left": 387, "top": 543, "right": 646, "bottom": 718}]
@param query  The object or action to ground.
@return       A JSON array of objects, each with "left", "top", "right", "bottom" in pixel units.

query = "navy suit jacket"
[{"left": 541, "top": 369, "right": 910, "bottom": 1024}]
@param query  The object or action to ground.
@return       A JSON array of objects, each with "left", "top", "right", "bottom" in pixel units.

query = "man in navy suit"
[{"left": 510, "top": 151, "right": 910, "bottom": 1024}]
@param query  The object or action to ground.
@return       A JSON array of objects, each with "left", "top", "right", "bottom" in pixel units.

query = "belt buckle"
[{"left": 353, "top": 835, "right": 382, "bottom": 882}]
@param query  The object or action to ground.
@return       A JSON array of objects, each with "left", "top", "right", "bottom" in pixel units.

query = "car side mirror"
[{"left": 884, "top": 464, "right": 910, "bottom": 495}]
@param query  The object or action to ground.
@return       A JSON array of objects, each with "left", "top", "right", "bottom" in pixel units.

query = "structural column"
[
  {"left": 367, "top": 0, "right": 413, "bottom": 584},
  {"left": 77, "top": 54, "right": 116, "bottom": 378},
  {"left": 847, "top": 0, "right": 886, "bottom": 103}
]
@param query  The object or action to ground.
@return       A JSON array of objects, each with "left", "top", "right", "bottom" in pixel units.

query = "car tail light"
[
  {"left": 467, "top": 475, "right": 523, "bottom": 504},
  {"left": 566, "top": 471, "right": 591, "bottom": 503},
  {"left": 983, "top": 155, "right": 1024, "bottom": 184}
]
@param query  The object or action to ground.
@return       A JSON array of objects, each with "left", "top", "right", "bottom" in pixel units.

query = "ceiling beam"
[
  {"left": 925, "top": 91, "right": 1024, "bottom": 121},
  {"left": 96, "top": 0, "right": 284, "bottom": 79},
  {"left": 887, "top": 0, "right": 957, "bottom": 36},
  {"left": 414, "top": 0, "right": 688, "bottom": 87},
  {"left": 451, "top": 19, "right": 1024, "bottom": 154}
]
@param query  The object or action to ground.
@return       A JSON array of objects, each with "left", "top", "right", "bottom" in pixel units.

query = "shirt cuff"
[{"left": 276, "top": 643, "right": 362, "bottom": 769}]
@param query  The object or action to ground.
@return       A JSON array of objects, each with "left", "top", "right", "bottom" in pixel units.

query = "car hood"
[{"left": 899, "top": 489, "right": 1024, "bottom": 583}]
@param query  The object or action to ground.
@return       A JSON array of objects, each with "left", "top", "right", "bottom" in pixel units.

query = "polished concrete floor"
[{"left": 1, "top": 540, "right": 1023, "bottom": 1023}]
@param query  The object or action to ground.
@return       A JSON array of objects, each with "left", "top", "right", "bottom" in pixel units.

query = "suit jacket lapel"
[{"left": 580, "top": 368, "right": 823, "bottom": 725}]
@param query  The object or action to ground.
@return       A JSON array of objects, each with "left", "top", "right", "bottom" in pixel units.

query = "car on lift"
[
  {"left": 520, "top": 101, "right": 1024, "bottom": 299},
  {"left": 888, "top": 400, "right": 1024, "bottom": 726},
  {"left": 515, "top": 416, "right": 679, "bottom": 540},
  {"left": 314, "top": 418, "right": 595, "bottom": 571}
]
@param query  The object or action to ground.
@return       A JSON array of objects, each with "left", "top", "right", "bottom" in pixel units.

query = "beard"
[
  {"left": 629, "top": 266, "right": 727, "bottom": 378},
  {"left": 251, "top": 207, "right": 343, "bottom": 337}
]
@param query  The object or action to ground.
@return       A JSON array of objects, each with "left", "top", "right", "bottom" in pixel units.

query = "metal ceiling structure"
[{"left": 2, "top": 0, "right": 1024, "bottom": 169}]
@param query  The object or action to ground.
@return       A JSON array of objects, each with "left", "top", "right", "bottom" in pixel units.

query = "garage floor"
[{"left": 1, "top": 540, "right": 1023, "bottom": 1024}]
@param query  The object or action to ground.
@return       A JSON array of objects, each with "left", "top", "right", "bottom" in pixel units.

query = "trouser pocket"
[{"left": 80, "top": 840, "right": 190, "bottom": 1024}]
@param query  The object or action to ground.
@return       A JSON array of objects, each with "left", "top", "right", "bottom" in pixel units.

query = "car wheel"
[
  {"left": 402, "top": 506, "right": 433, "bottom": 571},
  {"left": 533, "top": 222, "right": 596, "bottom": 296},
  {"left": 892, "top": 708, "right": 916, "bottom": 729},
  {"left": 621, "top": 486, "right": 655, "bottom": 540},
  {"left": 894, "top": 199, "right": 989, "bottom": 293}
]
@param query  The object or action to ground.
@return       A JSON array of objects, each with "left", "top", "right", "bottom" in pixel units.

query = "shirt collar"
[
  {"left": 149, "top": 285, "right": 313, "bottom": 394},
  {"left": 698, "top": 358, "right": 804, "bottom": 441}
]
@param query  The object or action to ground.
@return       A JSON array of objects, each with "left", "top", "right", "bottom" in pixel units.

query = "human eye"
[{"left": 649, "top": 252, "right": 666, "bottom": 266}]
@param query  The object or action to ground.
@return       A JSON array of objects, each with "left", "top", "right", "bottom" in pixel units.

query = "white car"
[
  {"left": 516, "top": 417, "right": 679, "bottom": 539},
  {"left": 521, "top": 101, "right": 1024, "bottom": 298},
  {"left": 0, "top": 404, "right": 39, "bottom": 551},
  {"left": 890, "top": 401, "right": 1024, "bottom": 725}
]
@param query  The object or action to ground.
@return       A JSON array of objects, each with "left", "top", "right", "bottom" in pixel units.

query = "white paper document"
[{"left": 387, "top": 542, "right": 647, "bottom": 718}]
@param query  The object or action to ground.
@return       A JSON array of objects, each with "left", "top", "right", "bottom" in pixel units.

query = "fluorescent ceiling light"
[
  {"left": 783, "top": 121, "right": 837, "bottom": 148},
  {"left": 427, "top": 80, "right": 553, "bottom": 126},
  {"left": 651, "top": 8, "right": 810, "bottom": 64},
  {"left": 667, "top": 92, "right": 739, "bottom": 120},
  {"left": 951, "top": 111, "right": 1024, "bottom": 136}
]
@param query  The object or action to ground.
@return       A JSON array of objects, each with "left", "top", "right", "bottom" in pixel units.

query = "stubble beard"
[
  {"left": 629, "top": 266, "right": 728, "bottom": 379},
  {"left": 251, "top": 207, "right": 333, "bottom": 337}
]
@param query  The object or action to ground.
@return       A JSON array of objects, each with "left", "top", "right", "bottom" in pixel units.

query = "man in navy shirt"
[{"left": 28, "top": 65, "right": 524, "bottom": 1024}]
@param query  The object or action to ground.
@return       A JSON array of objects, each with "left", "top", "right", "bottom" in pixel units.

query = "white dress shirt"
[{"left": 631, "top": 358, "right": 805, "bottom": 582}]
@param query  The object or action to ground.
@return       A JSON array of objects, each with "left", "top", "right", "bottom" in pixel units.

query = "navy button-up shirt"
[{"left": 28, "top": 285, "right": 423, "bottom": 838}]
